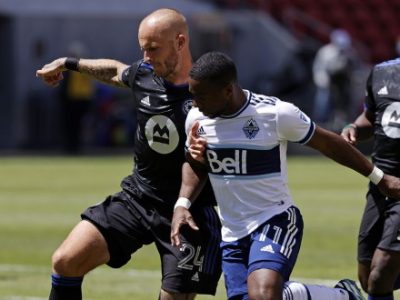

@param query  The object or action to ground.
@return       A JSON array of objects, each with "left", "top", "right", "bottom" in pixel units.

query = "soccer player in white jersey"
[{"left": 170, "top": 52, "right": 400, "bottom": 300}]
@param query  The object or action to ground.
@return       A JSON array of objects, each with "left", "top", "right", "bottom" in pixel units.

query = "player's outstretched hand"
[
  {"left": 36, "top": 58, "right": 67, "bottom": 87},
  {"left": 170, "top": 207, "right": 199, "bottom": 247},
  {"left": 340, "top": 124, "right": 358, "bottom": 145},
  {"left": 378, "top": 174, "right": 400, "bottom": 201},
  {"left": 188, "top": 121, "right": 207, "bottom": 164}
]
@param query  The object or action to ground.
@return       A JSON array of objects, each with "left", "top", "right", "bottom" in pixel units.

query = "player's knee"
[
  {"left": 51, "top": 248, "right": 69, "bottom": 274},
  {"left": 367, "top": 267, "right": 387, "bottom": 293},
  {"left": 248, "top": 283, "right": 280, "bottom": 300},
  {"left": 283, "top": 281, "right": 308, "bottom": 300},
  {"left": 159, "top": 289, "right": 196, "bottom": 300},
  {"left": 51, "top": 248, "right": 80, "bottom": 276}
]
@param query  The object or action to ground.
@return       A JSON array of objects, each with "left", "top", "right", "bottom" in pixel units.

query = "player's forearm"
[
  {"left": 307, "top": 126, "right": 373, "bottom": 177},
  {"left": 76, "top": 58, "right": 128, "bottom": 88},
  {"left": 352, "top": 110, "right": 374, "bottom": 141},
  {"left": 179, "top": 162, "right": 208, "bottom": 203}
]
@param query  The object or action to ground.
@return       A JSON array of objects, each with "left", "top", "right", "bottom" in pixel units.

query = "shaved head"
[
  {"left": 137, "top": 8, "right": 192, "bottom": 84},
  {"left": 139, "top": 8, "right": 188, "bottom": 39}
]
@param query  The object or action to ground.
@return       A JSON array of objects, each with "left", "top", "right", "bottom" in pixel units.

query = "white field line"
[
  {"left": 0, "top": 296, "right": 49, "bottom": 300},
  {"left": 0, "top": 263, "right": 339, "bottom": 283},
  {"left": 0, "top": 263, "right": 347, "bottom": 300},
  {"left": 0, "top": 264, "right": 159, "bottom": 278},
  {"left": 1, "top": 297, "right": 46, "bottom": 300}
]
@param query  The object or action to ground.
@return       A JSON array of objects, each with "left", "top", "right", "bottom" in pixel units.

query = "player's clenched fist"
[
  {"left": 340, "top": 123, "right": 358, "bottom": 145},
  {"left": 36, "top": 58, "right": 67, "bottom": 87}
]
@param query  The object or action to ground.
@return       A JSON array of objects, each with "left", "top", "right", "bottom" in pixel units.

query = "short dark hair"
[{"left": 189, "top": 51, "right": 237, "bottom": 88}]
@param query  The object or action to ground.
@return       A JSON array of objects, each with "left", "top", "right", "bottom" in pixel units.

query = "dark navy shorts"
[
  {"left": 81, "top": 189, "right": 222, "bottom": 295},
  {"left": 358, "top": 186, "right": 400, "bottom": 263},
  {"left": 221, "top": 206, "right": 303, "bottom": 299}
]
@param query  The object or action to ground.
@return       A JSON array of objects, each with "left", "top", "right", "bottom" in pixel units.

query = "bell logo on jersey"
[
  {"left": 145, "top": 115, "right": 179, "bottom": 154},
  {"left": 207, "top": 149, "right": 247, "bottom": 174},
  {"left": 382, "top": 102, "right": 400, "bottom": 138}
]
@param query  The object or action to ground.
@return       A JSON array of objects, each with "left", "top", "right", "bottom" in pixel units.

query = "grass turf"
[{"left": 0, "top": 155, "right": 395, "bottom": 299}]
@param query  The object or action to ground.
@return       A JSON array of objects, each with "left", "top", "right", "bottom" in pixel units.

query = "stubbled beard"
[{"left": 159, "top": 52, "right": 179, "bottom": 79}]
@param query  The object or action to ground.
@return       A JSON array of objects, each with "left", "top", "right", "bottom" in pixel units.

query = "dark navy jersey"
[
  {"left": 366, "top": 58, "right": 400, "bottom": 176},
  {"left": 121, "top": 60, "right": 215, "bottom": 207}
]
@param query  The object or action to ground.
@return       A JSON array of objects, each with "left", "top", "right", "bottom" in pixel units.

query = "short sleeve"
[
  {"left": 364, "top": 71, "right": 375, "bottom": 113},
  {"left": 121, "top": 61, "right": 140, "bottom": 88},
  {"left": 276, "top": 101, "right": 315, "bottom": 144},
  {"left": 121, "top": 66, "right": 132, "bottom": 87}
]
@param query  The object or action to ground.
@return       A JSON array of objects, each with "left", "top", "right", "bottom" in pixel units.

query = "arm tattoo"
[{"left": 78, "top": 59, "right": 128, "bottom": 88}]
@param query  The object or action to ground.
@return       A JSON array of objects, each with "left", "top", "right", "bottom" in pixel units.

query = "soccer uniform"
[
  {"left": 358, "top": 59, "right": 400, "bottom": 262},
  {"left": 185, "top": 90, "right": 315, "bottom": 298},
  {"left": 81, "top": 60, "right": 221, "bottom": 294}
]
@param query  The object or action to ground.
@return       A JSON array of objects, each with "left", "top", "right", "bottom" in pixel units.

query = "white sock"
[{"left": 284, "top": 281, "right": 351, "bottom": 300}]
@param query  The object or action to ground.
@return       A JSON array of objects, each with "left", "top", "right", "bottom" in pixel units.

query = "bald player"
[{"left": 37, "top": 8, "right": 221, "bottom": 300}]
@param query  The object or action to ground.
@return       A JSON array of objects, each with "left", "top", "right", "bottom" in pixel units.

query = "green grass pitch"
[{"left": 0, "top": 155, "right": 398, "bottom": 299}]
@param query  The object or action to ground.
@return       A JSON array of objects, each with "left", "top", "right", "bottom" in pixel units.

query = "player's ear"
[
  {"left": 177, "top": 34, "right": 185, "bottom": 50},
  {"left": 224, "top": 82, "right": 234, "bottom": 98}
]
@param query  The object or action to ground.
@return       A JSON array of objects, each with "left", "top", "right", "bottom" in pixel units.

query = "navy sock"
[
  {"left": 49, "top": 273, "right": 83, "bottom": 300},
  {"left": 367, "top": 294, "right": 393, "bottom": 300}
]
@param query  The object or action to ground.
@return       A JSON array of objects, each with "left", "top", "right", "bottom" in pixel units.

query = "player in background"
[
  {"left": 341, "top": 58, "right": 400, "bottom": 300},
  {"left": 36, "top": 9, "right": 221, "bottom": 300},
  {"left": 171, "top": 52, "right": 400, "bottom": 300}
]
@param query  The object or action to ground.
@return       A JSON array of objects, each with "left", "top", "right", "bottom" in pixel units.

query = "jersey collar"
[{"left": 220, "top": 89, "right": 251, "bottom": 119}]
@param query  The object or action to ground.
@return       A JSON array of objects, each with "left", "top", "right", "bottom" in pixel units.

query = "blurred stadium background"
[
  {"left": 1, "top": 0, "right": 400, "bottom": 299},
  {"left": 1, "top": 0, "right": 399, "bottom": 152}
]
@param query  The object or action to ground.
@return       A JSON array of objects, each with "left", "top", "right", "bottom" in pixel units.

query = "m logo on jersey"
[
  {"left": 389, "top": 110, "right": 400, "bottom": 127},
  {"left": 145, "top": 115, "right": 179, "bottom": 154},
  {"left": 243, "top": 118, "right": 259, "bottom": 139},
  {"left": 382, "top": 102, "right": 400, "bottom": 138},
  {"left": 153, "top": 124, "right": 170, "bottom": 144}
]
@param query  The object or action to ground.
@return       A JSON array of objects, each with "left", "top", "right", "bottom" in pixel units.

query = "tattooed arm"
[{"left": 36, "top": 57, "right": 129, "bottom": 88}]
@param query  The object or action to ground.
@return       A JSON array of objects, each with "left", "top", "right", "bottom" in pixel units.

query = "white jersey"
[{"left": 185, "top": 90, "right": 315, "bottom": 242}]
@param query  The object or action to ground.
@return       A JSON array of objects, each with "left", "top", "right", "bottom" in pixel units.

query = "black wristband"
[{"left": 65, "top": 57, "right": 80, "bottom": 71}]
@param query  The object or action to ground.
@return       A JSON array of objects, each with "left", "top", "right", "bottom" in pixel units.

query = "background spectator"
[
  {"left": 60, "top": 42, "right": 95, "bottom": 154},
  {"left": 312, "top": 29, "right": 360, "bottom": 130}
]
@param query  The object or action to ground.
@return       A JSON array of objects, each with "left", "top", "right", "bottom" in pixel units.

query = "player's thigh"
[
  {"left": 248, "top": 206, "right": 303, "bottom": 281},
  {"left": 358, "top": 190, "right": 385, "bottom": 264},
  {"left": 81, "top": 191, "right": 153, "bottom": 268},
  {"left": 220, "top": 238, "right": 250, "bottom": 299},
  {"left": 156, "top": 206, "right": 222, "bottom": 295},
  {"left": 370, "top": 202, "right": 400, "bottom": 283},
  {"left": 52, "top": 220, "right": 109, "bottom": 276},
  {"left": 377, "top": 201, "right": 400, "bottom": 255}
]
